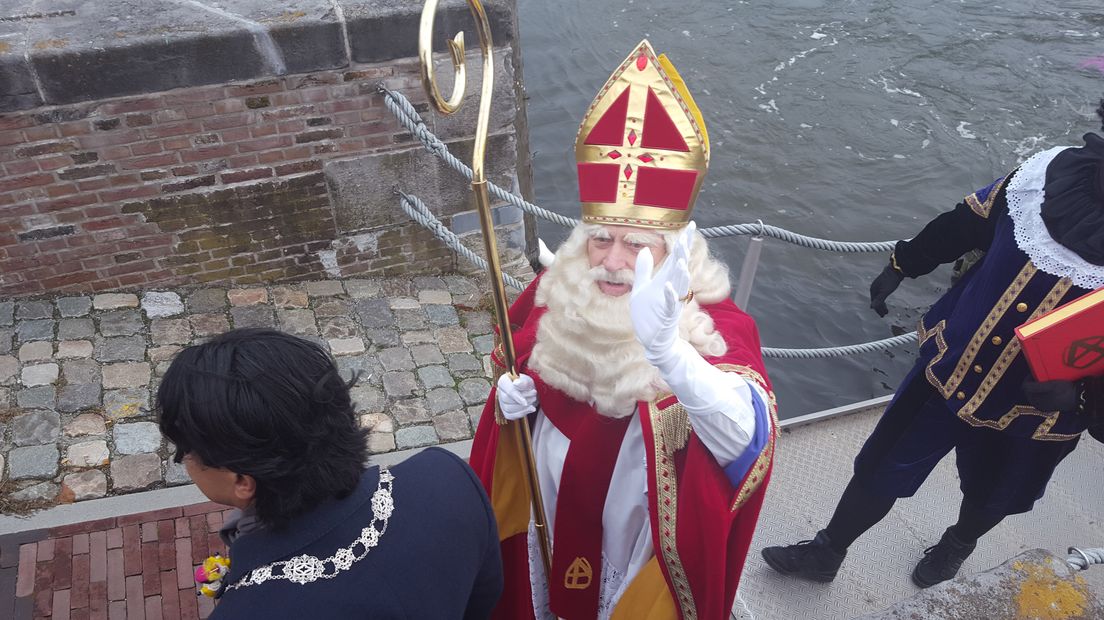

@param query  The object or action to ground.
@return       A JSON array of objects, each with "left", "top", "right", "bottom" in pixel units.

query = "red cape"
[{"left": 470, "top": 276, "right": 777, "bottom": 620}]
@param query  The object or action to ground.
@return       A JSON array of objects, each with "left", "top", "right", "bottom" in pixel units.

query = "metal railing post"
[{"left": 733, "top": 220, "right": 764, "bottom": 310}]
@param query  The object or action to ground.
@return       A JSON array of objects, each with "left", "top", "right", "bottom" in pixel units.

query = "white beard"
[{"left": 529, "top": 226, "right": 730, "bottom": 418}]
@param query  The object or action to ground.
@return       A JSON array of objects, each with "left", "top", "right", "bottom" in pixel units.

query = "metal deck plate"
[{"left": 737, "top": 405, "right": 1104, "bottom": 619}]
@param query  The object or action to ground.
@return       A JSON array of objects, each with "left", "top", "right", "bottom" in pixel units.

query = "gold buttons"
[
  {"left": 991, "top": 336, "right": 1003, "bottom": 346},
  {"left": 956, "top": 391, "right": 966, "bottom": 400},
  {"left": 973, "top": 365, "right": 983, "bottom": 374},
  {"left": 1016, "top": 302, "right": 1028, "bottom": 312}
]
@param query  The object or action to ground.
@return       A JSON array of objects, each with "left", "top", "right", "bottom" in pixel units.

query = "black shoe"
[
  {"left": 911, "top": 528, "right": 977, "bottom": 588},
  {"left": 761, "top": 530, "right": 846, "bottom": 583}
]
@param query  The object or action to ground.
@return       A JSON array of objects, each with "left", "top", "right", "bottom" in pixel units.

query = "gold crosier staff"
[{"left": 418, "top": 0, "right": 554, "bottom": 582}]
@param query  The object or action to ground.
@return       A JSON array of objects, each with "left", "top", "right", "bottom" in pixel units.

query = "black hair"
[
  {"left": 1098, "top": 95, "right": 1104, "bottom": 131},
  {"left": 157, "top": 328, "right": 368, "bottom": 529}
]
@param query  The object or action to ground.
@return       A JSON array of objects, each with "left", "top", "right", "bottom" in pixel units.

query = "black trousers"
[{"left": 823, "top": 364, "right": 1079, "bottom": 551}]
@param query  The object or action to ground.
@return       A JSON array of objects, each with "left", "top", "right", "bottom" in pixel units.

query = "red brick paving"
[{"left": 0, "top": 502, "right": 233, "bottom": 619}]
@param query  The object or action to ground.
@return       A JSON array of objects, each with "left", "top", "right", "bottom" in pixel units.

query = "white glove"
[
  {"left": 630, "top": 222, "right": 695, "bottom": 367},
  {"left": 630, "top": 222, "right": 757, "bottom": 465},
  {"left": 496, "top": 373, "right": 538, "bottom": 421},
  {"left": 646, "top": 336, "right": 759, "bottom": 465}
]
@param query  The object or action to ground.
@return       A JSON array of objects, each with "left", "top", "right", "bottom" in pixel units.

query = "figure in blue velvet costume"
[{"left": 761, "top": 104, "right": 1104, "bottom": 589}]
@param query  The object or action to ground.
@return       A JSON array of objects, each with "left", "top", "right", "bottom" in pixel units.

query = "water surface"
[{"left": 516, "top": 0, "right": 1104, "bottom": 416}]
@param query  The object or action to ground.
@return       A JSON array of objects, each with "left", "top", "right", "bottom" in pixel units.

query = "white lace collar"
[
  {"left": 226, "top": 468, "right": 395, "bottom": 591},
  {"left": 1006, "top": 146, "right": 1104, "bottom": 290}
]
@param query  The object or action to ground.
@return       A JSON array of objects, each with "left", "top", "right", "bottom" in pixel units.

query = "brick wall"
[{"left": 0, "top": 58, "right": 504, "bottom": 298}]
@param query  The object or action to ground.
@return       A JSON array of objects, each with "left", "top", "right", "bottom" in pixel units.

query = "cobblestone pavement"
[
  {"left": 0, "top": 501, "right": 229, "bottom": 619},
  {"left": 0, "top": 275, "right": 517, "bottom": 507}
]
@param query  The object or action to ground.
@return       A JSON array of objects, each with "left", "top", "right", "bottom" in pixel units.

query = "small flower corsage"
[{"left": 194, "top": 553, "right": 231, "bottom": 598}]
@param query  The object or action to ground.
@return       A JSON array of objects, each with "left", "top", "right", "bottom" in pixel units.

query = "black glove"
[
  {"left": 1083, "top": 376, "right": 1104, "bottom": 444},
  {"left": 1088, "top": 414, "right": 1104, "bottom": 444},
  {"left": 869, "top": 265, "right": 904, "bottom": 317},
  {"left": 1022, "top": 379, "right": 1080, "bottom": 413}
]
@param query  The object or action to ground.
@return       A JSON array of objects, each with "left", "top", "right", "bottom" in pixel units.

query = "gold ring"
[{"left": 679, "top": 289, "right": 695, "bottom": 303}]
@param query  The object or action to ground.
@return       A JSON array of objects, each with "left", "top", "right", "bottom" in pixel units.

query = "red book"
[{"left": 1015, "top": 287, "right": 1104, "bottom": 382}]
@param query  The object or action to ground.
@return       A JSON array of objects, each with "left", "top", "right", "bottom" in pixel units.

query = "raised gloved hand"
[
  {"left": 1022, "top": 379, "right": 1080, "bottom": 413},
  {"left": 496, "top": 373, "right": 538, "bottom": 421},
  {"left": 629, "top": 222, "right": 759, "bottom": 464},
  {"left": 631, "top": 222, "right": 694, "bottom": 366},
  {"left": 869, "top": 264, "right": 904, "bottom": 317}
]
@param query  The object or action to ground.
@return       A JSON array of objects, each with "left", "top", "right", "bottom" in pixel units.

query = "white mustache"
[{"left": 588, "top": 266, "right": 634, "bottom": 285}]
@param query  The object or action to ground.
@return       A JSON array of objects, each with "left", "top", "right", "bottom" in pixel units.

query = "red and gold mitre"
[{"left": 575, "top": 40, "right": 710, "bottom": 229}]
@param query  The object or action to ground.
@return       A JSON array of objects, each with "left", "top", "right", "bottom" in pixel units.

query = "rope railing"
[
  {"left": 762, "top": 333, "right": 917, "bottom": 359},
  {"left": 381, "top": 86, "right": 581, "bottom": 230},
  {"left": 380, "top": 86, "right": 901, "bottom": 253},
  {"left": 397, "top": 190, "right": 527, "bottom": 292},
  {"left": 1067, "top": 547, "right": 1104, "bottom": 571},
  {"left": 699, "top": 223, "right": 897, "bottom": 253},
  {"left": 380, "top": 85, "right": 919, "bottom": 358}
]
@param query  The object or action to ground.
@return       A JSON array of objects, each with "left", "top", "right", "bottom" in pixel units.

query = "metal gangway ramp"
[{"left": 739, "top": 400, "right": 1104, "bottom": 619}]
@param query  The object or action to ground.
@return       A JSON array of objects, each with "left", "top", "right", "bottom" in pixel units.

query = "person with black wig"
[
  {"left": 762, "top": 99, "right": 1104, "bottom": 589},
  {"left": 157, "top": 328, "right": 503, "bottom": 618}
]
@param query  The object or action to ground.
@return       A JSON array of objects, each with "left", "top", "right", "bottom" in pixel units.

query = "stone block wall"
[
  {"left": 0, "top": 0, "right": 534, "bottom": 298},
  {"left": 0, "top": 274, "right": 539, "bottom": 505}
]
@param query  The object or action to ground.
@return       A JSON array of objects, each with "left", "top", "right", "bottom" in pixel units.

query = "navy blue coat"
[
  {"left": 896, "top": 173, "right": 1091, "bottom": 441},
  {"left": 211, "top": 448, "right": 503, "bottom": 619}
]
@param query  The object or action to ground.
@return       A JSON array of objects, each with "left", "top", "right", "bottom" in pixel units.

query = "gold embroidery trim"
[
  {"left": 919, "top": 319, "right": 950, "bottom": 393},
  {"left": 954, "top": 277, "right": 1076, "bottom": 440},
  {"left": 931, "top": 262, "right": 1037, "bottom": 399},
  {"left": 647, "top": 399, "right": 698, "bottom": 620},
  {"left": 721, "top": 365, "right": 778, "bottom": 512},
  {"left": 890, "top": 252, "right": 904, "bottom": 275},
  {"left": 731, "top": 432, "right": 775, "bottom": 512},
  {"left": 680, "top": 364, "right": 778, "bottom": 513},
  {"left": 718, "top": 364, "right": 779, "bottom": 422},
  {"left": 965, "top": 173, "right": 1009, "bottom": 218},
  {"left": 715, "top": 364, "right": 768, "bottom": 397},
  {"left": 641, "top": 365, "right": 779, "bottom": 617},
  {"left": 659, "top": 401, "right": 691, "bottom": 452},
  {"left": 957, "top": 405, "right": 1081, "bottom": 441}
]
